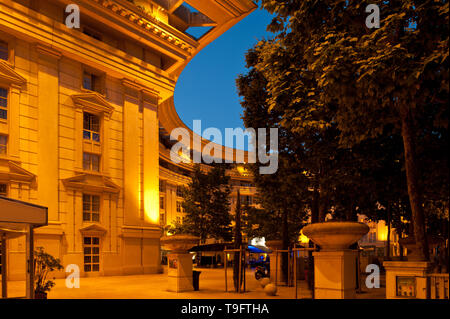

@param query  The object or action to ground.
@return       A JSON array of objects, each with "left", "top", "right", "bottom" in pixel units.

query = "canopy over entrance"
[
  {"left": 188, "top": 243, "right": 272, "bottom": 253},
  {"left": 0, "top": 196, "right": 48, "bottom": 299}
]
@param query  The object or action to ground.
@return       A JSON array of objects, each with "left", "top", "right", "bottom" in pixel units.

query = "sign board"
[
  {"left": 169, "top": 257, "right": 178, "bottom": 269},
  {"left": 0, "top": 197, "right": 48, "bottom": 225},
  {"left": 396, "top": 276, "right": 416, "bottom": 298}
]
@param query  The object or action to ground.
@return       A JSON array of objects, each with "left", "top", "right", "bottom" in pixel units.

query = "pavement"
[{"left": 3, "top": 268, "right": 386, "bottom": 299}]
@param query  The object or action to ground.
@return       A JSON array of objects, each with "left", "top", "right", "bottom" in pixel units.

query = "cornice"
[
  {"left": 90, "top": 0, "right": 197, "bottom": 54},
  {"left": 35, "top": 44, "right": 62, "bottom": 60}
]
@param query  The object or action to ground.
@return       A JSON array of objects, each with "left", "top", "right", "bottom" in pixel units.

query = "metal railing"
[{"left": 428, "top": 273, "right": 449, "bottom": 299}]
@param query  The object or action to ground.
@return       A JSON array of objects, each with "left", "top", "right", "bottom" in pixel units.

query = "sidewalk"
[{"left": 4, "top": 268, "right": 385, "bottom": 299}]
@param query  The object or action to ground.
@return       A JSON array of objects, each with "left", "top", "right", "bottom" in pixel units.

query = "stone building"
[{"left": 0, "top": 0, "right": 257, "bottom": 280}]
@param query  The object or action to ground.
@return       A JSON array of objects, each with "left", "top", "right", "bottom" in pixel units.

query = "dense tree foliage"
[
  {"left": 238, "top": 0, "right": 448, "bottom": 261},
  {"left": 167, "top": 164, "right": 232, "bottom": 243}
]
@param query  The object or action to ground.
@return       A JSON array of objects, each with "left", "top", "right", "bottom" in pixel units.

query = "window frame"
[
  {"left": 81, "top": 67, "right": 105, "bottom": 95},
  {"left": 82, "top": 26, "right": 103, "bottom": 42},
  {"left": 0, "top": 40, "right": 9, "bottom": 62},
  {"left": 159, "top": 212, "right": 166, "bottom": 226},
  {"left": 0, "top": 183, "right": 7, "bottom": 196},
  {"left": 83, "top": 152, "right": 101, "bottom": 172},
  {"left": 82, "top": 193, "right": 101, "bottom": 223},
  {"left": 83, "top": 236, "right": 100, "bottom": 272},
  {"left": 176, "top": 185, "right": 183, "bottom": 198},
  {"left": 0, "top": 87, "right": 8, "bottom": 122},
  {"left": 0, "top": 134, "right": 7, "bottom": 156},
  {"left": 83, "top": 112, "right": 101, "bottom": 143},
  {"left": 159, "top": 196, "right": 165, "bottom": 210}
]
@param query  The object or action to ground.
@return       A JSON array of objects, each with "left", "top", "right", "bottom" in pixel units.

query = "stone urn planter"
[
  {"left": 302, "top": 222, "right": 369, "bottom": 299},
  {"left": 302, "top": 221, "right": 369, "bottom": 251},
  {"left": 160, "top": 234, "right": 199, "bottom": 253}
]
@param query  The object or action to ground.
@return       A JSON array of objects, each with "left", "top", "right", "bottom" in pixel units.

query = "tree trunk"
[
  {"left": 386, "top": 203, "right": 391, "bottom": 260},
  {"left": 346, "top": 195, "right": 356, "bottom": 221},
  {"left": 400, "top": 107, "right": 429, "bottom": 261},
  {"left": 318, "top": 194, "right": 327, "bottom": 222},
  {"left": 281, "top": 208, "right": 289, "bottom": 284},
  {"left": 312, "top": 185, "right": 319, "bottom": 223},
  {"left": 233, "top": 191, "right": 242, "bottom": 292},
  {"left": 309, "top": 184, "right": 319, "bottom": 294}
]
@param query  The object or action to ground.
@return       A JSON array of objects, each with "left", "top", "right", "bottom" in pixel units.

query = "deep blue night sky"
[{"left": 174, "top": 4, "right": 274, "bottom": 148}]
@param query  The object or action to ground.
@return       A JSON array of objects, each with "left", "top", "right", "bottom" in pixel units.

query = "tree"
[
  {"left": 251, "top": 0, "right": 448, "bottom": 261},
  {"left": 237, "top": 50, "right": 312, "bottom": 283},
  {"left": 167, "top": 164, "right": 232, "bottom": 243}
]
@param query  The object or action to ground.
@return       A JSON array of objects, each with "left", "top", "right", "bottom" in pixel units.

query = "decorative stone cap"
[
  {"left": 160, "top": 234, "right": 199, "bottom": 252},
  {"left": 302, "top": 221, "right": 369, "bottom": 251}
]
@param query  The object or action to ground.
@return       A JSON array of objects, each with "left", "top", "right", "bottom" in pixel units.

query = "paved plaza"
[{"left": 4, "top": 268, "right": 385, "bottom": 299}]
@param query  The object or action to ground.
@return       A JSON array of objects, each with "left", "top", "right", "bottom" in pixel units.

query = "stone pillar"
[
  {"left": 36, "top": 45, "right": 61, "bottom": 222},
  {"left": 167, "top": 252, "right": 194, "bottom": 292},
  {"left": 268, "top": 252, "right": 284, "bottom": 283},
  {"left": 122, "top": 86, "right": 141, "bottom": 225},
  {"left": 160, "top": 234, "right": 199, "bottom": 293},
  {"left": 383, "top": 261, "right": 432, "bottom": 299},
  {"left": 313, "top": 250, "right": 358, "bottom": 299},
  {"left": 266, "top": 240, "right": 283, "bottom": 283},
  {"left": 142, "top": 91, "right": 159, "bottom": 225}
]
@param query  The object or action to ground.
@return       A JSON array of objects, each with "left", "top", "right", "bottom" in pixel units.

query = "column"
[
  {"left": 142, "top": 90, "right": 159, "bottom": 225},
  {"left": 36, "top": 46, "right": 61, "bottom": 221},
  {"left": 123, "top": 86, "right": 140, "bottom": 225}
]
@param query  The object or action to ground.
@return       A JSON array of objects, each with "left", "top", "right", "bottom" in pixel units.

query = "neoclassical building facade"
[{"left": 0, "top": 0, "right": 257, "bottom": 280}]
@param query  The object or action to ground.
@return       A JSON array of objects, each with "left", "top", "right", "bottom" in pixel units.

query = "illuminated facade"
[
  {"left": 0, "top": 0, "right": 256, "bottom": 279},
  {"left": 358, "top": 215, "right": 402, "bottom": 257}
]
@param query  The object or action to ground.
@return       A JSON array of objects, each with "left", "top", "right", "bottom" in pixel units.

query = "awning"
[
  {"left": 189, "top": 243, "right": 233, "bottom": 252},
  {"left": 0, "top": 196, "right": 48, "bottom": 226},
  {"left": 188, "top": 243, "right": 272, "bottom": 253},
  {"left": 248, "top": 245, "right": 272, "bottom": 253},
  {"left": 1, "top": 196, "right": 48, "bottom": 299}
]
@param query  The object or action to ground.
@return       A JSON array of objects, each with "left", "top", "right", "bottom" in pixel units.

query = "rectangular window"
[
  {"left": 159, "top": 180, "right": 165, "bottom": 193},
  {"left": 83, "top": 112, "right": 100, "bottom": 142},
  {"left": 160, "top": 196, "right": 165, "bottom": 210},
  {"left": 83, "top": 237, "right": 100, "bottom": 272},
  {"left": 83, "top": 71, "right": 103, "bottom": 93},
  {"left": 0, "top": 88, "right": 7, "bottom": 120},
  {"left": 0, "top": 183, "right": 7, "bottom": 196},
  {"left": 176, "top": 201, "right": 182, "bottom": 213},
  {"left": 83, "top": 194, "right": 100, "bottom": 222},
  {"left": 83, "top": 72, "right": 94, "bottom": 91},
  {"left": 176, "top": 186, "right": 183, "bottom": 198},
  {"left": 83, "top": 152, "right": 100, "bottom": 172},
  {"left": 176, "top": 216, "right": 181, "bottom": 224},
  {"left": 82, "top": 27, "right": 102, "bottom": 41},
  {"left": 0, "top": 135, "right": 7, "bottom": 155},
  {"left": 159, "top": 213, "right": 165, "bottom": 226},
  {"left": 0, "top": 41, "right": 8, "bottom": 61}
]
